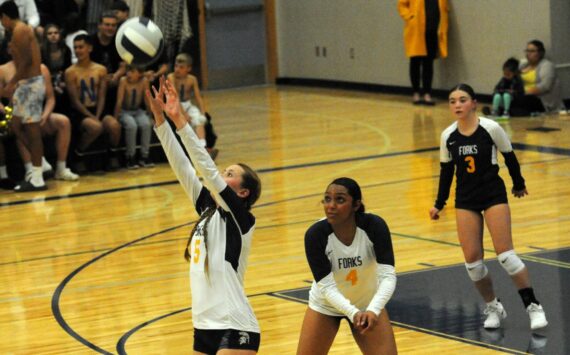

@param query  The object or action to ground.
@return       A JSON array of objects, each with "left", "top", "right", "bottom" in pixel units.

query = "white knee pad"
[
  {"left": 465, "top": 259, "right": 488, "bottom": 281},
  {"left": 498, "top": 250, "right": 525, "bottom": 275}
]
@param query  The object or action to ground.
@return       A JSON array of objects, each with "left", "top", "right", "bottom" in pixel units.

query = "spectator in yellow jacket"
[{"left": 398, "top": 0, "right": 449, "bottom": 105}]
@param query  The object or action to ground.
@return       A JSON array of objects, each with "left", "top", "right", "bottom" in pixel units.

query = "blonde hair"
[{"left": 175, "top": 53, "right": 192, "bottom": 66}]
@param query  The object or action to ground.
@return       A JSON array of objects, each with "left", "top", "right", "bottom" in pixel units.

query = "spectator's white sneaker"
[
  {"left": 55, "top": 168, "right": 79, "bottom": 181},
  {"left": 527, "top": 303, "right": 548, "bottom": 330},
  {"left": 484, "top": 301, "right": 507, "bottom": 329}
]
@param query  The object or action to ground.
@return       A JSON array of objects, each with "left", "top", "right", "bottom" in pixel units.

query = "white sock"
[
  {"left": 24, "top": 162, "right": 33, "bottom": 174},
  {"left": 42, "top": 157, "right": 52, "bottom": 172},
  {"left": 56, "top": 161, "right": 67, "bottom": 173},
  {"left": 0, "top": 165, "right": 7, "bottom": 179},
  {"left": 486, "top": 298, "right": 500, "bottom": 307},
  {"left": 199, "top": 139, "right": 207, "bottom": 148},
  {"left": 31, "top": 166, "right": 45, "bottom": 186}
]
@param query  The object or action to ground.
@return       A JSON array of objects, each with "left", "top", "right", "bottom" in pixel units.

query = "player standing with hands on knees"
[
  {"left": 146, "top": 78, "right": 262, "bottom": 354},
  {"left": 297, "top": 177, "right": 397, "bottom": 355},
  {"left": 429, "top": 83, "right": 547, "bottom": 330}
]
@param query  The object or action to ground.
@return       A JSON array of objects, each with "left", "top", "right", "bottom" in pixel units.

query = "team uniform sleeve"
[
  {"left": 304, "top": 223, "right": 333, "bottom": 283},
  {"left": 365, "top": 216, "right": 397, "bottom": 315},
  {"left": 488, "top": 122, "right": 526, "bottom": 191},
  {"left": 154, "top": 122, "right": 204, "bottom": 207},
  {"left": 176, "top": 124, "right": 254, "bottom": 234},
  {"left": 366, "top": 264, "right": 397, "bottom": 316},
  {"left": 435, "top": 130, "right": 455, "bottom": 210}
]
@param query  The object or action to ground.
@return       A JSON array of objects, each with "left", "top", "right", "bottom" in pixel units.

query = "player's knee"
[
  {"left": 465, "top": 259, "right": 488, "bottom": 281},
  {"left": 497, "top": 250, "right": 525, "bottom": 275}
]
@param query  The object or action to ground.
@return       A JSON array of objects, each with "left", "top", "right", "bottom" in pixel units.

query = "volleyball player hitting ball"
[
  {"left": 147, "top": 78, "right": 262, "bottom": 354},
  {"left": 298, "top": 177, "right": 397, "bottom": 355},
  {"left": 429, "top": 83, "right": 547, "bottom": 330}
]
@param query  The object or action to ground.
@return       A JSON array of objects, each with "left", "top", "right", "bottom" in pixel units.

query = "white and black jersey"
[
  {"left": 155, "top": 123, "right": 259, "bottom": 333},
  {"left": 435, "top": 117, "right": 525, "bottom": 210},
  {"left": 305, "top": 213, "right": 396, "bottom": 321}
]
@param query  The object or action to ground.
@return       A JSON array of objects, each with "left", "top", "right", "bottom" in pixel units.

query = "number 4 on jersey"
[{"left": 346, "top": 269, "right": 358, "bottom": 286}]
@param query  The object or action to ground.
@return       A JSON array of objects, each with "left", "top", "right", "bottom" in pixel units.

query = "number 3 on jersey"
[
  {"left": 464, "top": 156, "right": 476, "bottom": 173},
  {"left": 346, "top": 269, "right": 358, "bottom": 286},
  {"left": 193, "top": 239, "right": 201, "bottom": 263}
]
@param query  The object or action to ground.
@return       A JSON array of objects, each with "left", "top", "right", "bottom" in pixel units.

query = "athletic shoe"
[
  {"left": 527, "top": 303, "right": 548, "bottom": 330},
  {"left": 126, "top": 157, "right": 139, "bottom": 170},
  {"left": 0, "top": 178, "right": 15, "bottom": 190},
  {"left": 55, "top": 168, "right": 79, "bottom": 181},
  {"left": 14, "top": 180, "right": 47, "bottom": 192},
  {"left": 138, "top": 156, "right": 155, "bottom": 168},
  {"left": 483, "top": 301, "right": 507, "bottom": 329},
  {"left": 74, "top": 160, "right": 88, "bottom": 175},
  {"left": 106, "top": 156, "right": 121, "bottom": 172}
]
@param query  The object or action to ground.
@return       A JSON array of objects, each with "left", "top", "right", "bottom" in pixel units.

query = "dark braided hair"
[
  {"left": 184, "top": 163, "right": 261, "bottom": 270},
  {"left": 184, "top": 206, "right": 216, "bottom": 265}
]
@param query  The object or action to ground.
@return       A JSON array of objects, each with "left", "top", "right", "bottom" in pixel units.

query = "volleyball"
[{"left": 115, "top": 17, "right": 164, "bottom": 66}]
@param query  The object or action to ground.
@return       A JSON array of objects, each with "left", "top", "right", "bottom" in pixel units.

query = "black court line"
[
  {"left": 116, "top": 290, "right": 271, "bottom": 355},
  {"left": 0, "top": 180, "right": 178, "bottom": 208},
  {"left": 4, "top": 142, "right": 570, "bottom": 209},
  {"left": 512, "top": 143, "right": 570, "bottom": 156},
  {"left": 4, "top": 173, "right": 438, "bottom": 267},
  {"left": 48, "top": 144, "right": 570, "bottom": 353},
  {"left": 271, "top": 253, "right": 568, "bottom": 355},
  {"left": 116, "top": 253, "right": 570, "bottom": 355},
  {"left": 51, "top": 224, "right": 188, "bottom": 355}
]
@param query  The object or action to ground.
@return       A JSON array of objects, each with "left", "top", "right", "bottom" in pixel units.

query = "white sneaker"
[
  {"left": 484, "top": 301, "right": 507, "bottom": 329},
  {"left": 527, "top": 303, "right": 548, "bottom": 330},
  {"left": 42, "top": 159, "right": 53, "bottom": 173},
  {"left": 55, "top": 168, "right": 79, "bottom": 181}
]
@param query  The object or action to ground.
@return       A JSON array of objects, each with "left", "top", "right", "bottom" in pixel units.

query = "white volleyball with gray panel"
[{"left": 115, "top": 17, "right": 164, "bottom": 66}]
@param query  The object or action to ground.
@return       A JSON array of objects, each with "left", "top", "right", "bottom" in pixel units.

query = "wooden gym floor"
[{"left": 1, "top": 85, "right": 569, "bottom": 354}]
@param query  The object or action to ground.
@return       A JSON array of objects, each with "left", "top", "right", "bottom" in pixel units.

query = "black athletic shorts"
[
  {"left": 455, "top": 192, "right": 508, "bottom": 213},
  {"left": 455, "top": 177, "right": 509, "bottom": 213},
  {"left": 194, "top": 328, "right": 260, "bottom": 354}
]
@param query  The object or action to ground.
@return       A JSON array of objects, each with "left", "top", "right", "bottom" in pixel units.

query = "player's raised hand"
[
  {"left": 162, "top": 78, "right": 179, "bottom": 116},
  {"left": 146, "top": 81, "right": 166, "bottom": 125}
]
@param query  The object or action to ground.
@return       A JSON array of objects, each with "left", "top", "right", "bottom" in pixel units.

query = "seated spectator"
[
  {"left": 114, "top": 65, "right": 153, "bottom": 169},
  {"left": 516, "top": 40, "right": 565, "bottom": 115},
  {"left": 41, "top": 23, "right": 72, "bottom": 112},
  {"left": 483, "top": 57, "right": 524, "bottom": 120},
  {"left": 64, "top": 34, "right": 121, "bottom": 172},
  {"left": 167, "top": 53, "right": 218, "bottom": 160},
  {"left": 90, "top": 11, "right": 125, "bottom": 118}
]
